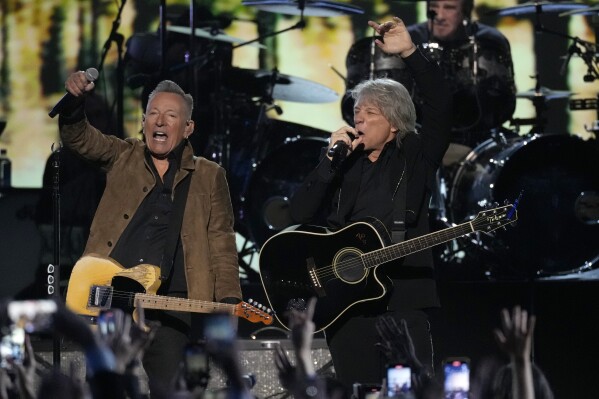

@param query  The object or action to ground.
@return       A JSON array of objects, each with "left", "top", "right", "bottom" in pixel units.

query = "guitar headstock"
[
  {"left": 234, "top": 299, "right": 274, "bottom": 325},
  {"left": 472, "top": 204, "right": 518, "bottom": 233}
]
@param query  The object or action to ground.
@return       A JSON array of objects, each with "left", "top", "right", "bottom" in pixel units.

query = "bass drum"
[
  {"left": 243, "top": 135, "right": 328, "bottom": 248},
  {"left": 449, "top": 134, "right": 599, "bottom": 278}
]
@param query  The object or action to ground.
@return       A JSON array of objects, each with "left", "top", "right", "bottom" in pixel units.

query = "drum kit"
[{"left": 124, "top": 1, "right": 598, "bottom": 281}]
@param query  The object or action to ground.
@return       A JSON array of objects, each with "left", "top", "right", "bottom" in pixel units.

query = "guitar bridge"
[
  {"left": 88, "top": 285, "right": 113, "bottom": 310},
  {"left": 307, "top": 257, "right": 325, "bottom": 297}
]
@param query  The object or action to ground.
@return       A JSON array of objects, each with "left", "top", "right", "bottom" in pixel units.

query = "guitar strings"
[
  {"left": 91, "top": 288, "right": 235, "bottom": 312},
  {"left": 88, "top": 288, "right": 271, "bottom": 320},
  {"left": 312, "top": 223, "right": 474, "bottom": 281}
]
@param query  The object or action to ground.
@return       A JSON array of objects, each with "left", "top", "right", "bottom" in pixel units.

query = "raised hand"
[
  {"left": 493, "top": 306, "right": 536, "bottom": 362},
  {"left": 493, "top": 306, "right": 536, "bottom": 399},
  {"left": 97, "top": 305, "right": 157, "bottom": 374},
  {"left": 367, "top": 17, "right": 416, "bottom": 58},
  {"left": 287, "top": 297, "right": 317, "bottom": 377}
]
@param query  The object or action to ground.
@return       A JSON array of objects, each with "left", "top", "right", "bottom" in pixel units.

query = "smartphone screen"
[
  {"left": 386, "top": 364, "right": 411, "bottom": 397},
  {"left": 97, "top": 310, "right": 117, "bottom": 336},
  {"left": 444, "top": 358, "right": 470, "bottom": 399},
  {"left": 0, "top": 327, "right": 25, "bottom": 369},
  {"left": 8, "top": 299, "right": 57, "bottom": 333}
]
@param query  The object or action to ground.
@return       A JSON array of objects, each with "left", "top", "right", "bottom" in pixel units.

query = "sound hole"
[{"left": 334, "top": 249, "right": 366, "bottom": 283}]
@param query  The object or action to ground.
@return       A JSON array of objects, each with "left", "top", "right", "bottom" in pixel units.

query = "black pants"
[
  {"left": 142, "top": 311, "right": 206, "bottom": 398},
  {"left": 325, "top": 309, "right": 433, "bottom": 389}
]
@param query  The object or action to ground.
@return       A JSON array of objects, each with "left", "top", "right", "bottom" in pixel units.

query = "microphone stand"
[
  {"left": 97, "top": 0, "right": 126, "bottom": 137},
  {"left": 50, "top": 143, "right": 62, "bottom": 366}
]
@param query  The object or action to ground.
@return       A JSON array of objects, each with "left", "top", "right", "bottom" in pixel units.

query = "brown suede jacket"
[{"left": 60, "top": 117, "right": 242, "bottom": 302}]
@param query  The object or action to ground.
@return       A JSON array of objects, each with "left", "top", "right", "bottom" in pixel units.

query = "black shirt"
[
  {"left": 110, "top": 140, "right": 188, "bottom": 296},
  {"left": 351, "top": 143, "right": 398, "bottom": 227}
]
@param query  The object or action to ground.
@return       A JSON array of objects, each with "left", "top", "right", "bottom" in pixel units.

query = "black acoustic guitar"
[{"left": 259, "top": 204, "right": 517, "bottom": 332}]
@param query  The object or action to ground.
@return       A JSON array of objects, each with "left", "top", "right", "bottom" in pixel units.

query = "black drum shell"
[
  {"left": 242, "top": 135, "right": 329, "bottom": 248},
  {"left": 449, "top": 134, "right": 599, "bottom": 277}
]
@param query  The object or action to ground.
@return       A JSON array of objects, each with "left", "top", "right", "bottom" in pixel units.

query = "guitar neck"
[
  {"left": 134, "top": 293, "right": 234, "bottom": 315},
  {"left": 363, "top": 221, "right": 474, "bottom": 268}
]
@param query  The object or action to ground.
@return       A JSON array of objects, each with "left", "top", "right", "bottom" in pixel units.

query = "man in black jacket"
[{"left": 289, "top": 17, "right": 452, "bottom": 387}]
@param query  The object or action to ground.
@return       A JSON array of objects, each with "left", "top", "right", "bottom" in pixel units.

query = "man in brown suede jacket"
[{"left": 60, "top": 75, "right": 241, "bottom": 396}]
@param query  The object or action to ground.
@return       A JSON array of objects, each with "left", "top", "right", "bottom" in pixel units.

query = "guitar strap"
[
  {"left": 160, "top": 172, "right": 192, "bottom": 281},
  {"left": 391, "top": 156, "right": 407, "bottom": 244}
]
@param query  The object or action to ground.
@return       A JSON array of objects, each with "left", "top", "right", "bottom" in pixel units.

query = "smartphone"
[
  {"left": 7, "top": 299, "right": 57, "bottom": 333},
  {"left": 184, "top": 342, "right": 209, "bottom": 388},
  {"left": 386, "top": 364, "right": 411, "bottom": 397},
  {"left": 353, "top": 383, "right": 382, "bottom": 399},
  {"left": 443, "top": 357, "right": 470, "bottom": 399},
  {"left": 0, "top": 326, "right": 25, "bottom": 369},
  {"left": 97, "top": 310, "right": 117, "bottom": 336}
]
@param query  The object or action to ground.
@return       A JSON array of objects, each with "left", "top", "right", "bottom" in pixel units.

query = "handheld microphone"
[
  {"left": 328, "top": 133, "right": 356, "bottom": 171},
  {"left": 48, "top": 67, "right": 99, "bottom": 118}
]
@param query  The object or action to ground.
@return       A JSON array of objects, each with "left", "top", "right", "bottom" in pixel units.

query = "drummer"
[{"left": 408, "top": 0, "right": 516, "bottom": 150}]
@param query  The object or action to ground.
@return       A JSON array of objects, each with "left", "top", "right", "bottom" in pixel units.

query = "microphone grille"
[{"left": 85, "top": 67, "right": 99, "bottom": 82}]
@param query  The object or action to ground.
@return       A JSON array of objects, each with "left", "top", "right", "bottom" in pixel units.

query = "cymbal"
[
  {"left": 560, "top": 5, "right": 599, "bottom": 17},
  {"left": 226, "top": 68, "right": 339, "bottom": 103},
  {"left": 167, "top": 26, "right": 266, "bottom": 48},
  {"left": 487, "top": 2, "right": 588, "bottom": 17},
  {"left": 516, "top": 87, "right": 574, "bottom": 101},
  {"left": 242, "top": 0, "right": 364, "bottom": 17}
]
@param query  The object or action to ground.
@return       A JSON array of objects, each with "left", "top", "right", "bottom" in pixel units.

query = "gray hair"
[
  {"left": 350, "top": 78, "right": 416, "bottom": 144},
  {"left": 147, "top": 80, "right": 194, "bottom": 120}
]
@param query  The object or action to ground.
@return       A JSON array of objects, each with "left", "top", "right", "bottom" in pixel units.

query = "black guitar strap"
[
  {"left": 391, "top": 157, "right": 407, "bottom": 244},
  {"left": 160, "top": 172, "right": 192, "bottom": 281}
]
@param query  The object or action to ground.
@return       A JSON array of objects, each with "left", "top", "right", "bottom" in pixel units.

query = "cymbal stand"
[
  {"left": 533, "top": 10, "right": 599, "bottom": 135},
  {"left": 232, "top": 0, "right": 308, "bottom": 50},
  {"left": 98, "top": 0, "right": 127, "bottom": 137}
]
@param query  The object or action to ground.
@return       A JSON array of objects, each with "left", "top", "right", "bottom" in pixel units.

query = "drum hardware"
[
  {"left": 486, "top": 2, "right": 588, "bottom": 17},
  {"left": 559, "top": 4, "right": 599, "bottom": 17},
  {"left": 237, "top": 0, "right": 363, "bottom": 51},
  {"left": 241, "top": 0, "right": 364, "bottom": 17},
  {"left": 517, "top": 87, "right": 574, "bottom": 101},
  {"left": 224, "top": 68, "right": 339, "bottom": 104},
  {"left": 513, "top": 85, "right": 574, "bottom": 133},
  {"left": 167, "top": 25, "right": 266, "bottom": 48}
]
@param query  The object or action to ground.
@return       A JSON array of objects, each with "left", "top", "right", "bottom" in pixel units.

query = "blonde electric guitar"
[{"left": 66, "top": 255, "right": 273, "bottom": 325}]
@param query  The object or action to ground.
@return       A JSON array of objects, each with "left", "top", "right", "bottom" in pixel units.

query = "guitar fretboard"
[{"left": 362, "top": 222, "right": 473, "bottom": 268}]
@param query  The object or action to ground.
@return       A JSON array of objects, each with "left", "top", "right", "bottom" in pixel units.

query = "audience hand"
[
  {"left": 97, "top": 304, "right": 157, "bottom": 374},
  {"left": 493, "top": 306, "right": 537, "bottom": 399},
  {"left": 287, "top": 297, "right": 317, "bottom": 377},
  {"left": 494, "top": 305, "right": 536, "bottom": 363}
]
